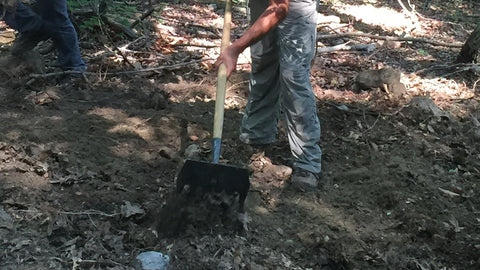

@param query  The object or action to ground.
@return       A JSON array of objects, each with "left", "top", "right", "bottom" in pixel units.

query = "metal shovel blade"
[{"left": 176, "top": 159, "right": 250, "bottom": 211}]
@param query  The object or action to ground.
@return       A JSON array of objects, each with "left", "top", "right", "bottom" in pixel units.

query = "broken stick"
[{"left": 317, "top": 32, "right": 462, "bottom": 48}]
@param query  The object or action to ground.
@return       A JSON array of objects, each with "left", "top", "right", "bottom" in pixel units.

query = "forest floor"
[{"left": 1, "top": 0, "right": 480, "bottom": 269}]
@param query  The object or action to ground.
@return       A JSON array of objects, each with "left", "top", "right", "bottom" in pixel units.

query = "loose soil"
[{"left": 1, "top": 1, "right": 480, "bottom": 269}]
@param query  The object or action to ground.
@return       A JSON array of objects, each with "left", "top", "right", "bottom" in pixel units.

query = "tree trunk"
[{"left": 457, "top": 23, "right": 480, "bottom": 63}]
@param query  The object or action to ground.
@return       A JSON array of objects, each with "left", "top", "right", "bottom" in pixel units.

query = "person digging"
[{"left": 214, "top": 0, "right": 322, "bottom": 191}]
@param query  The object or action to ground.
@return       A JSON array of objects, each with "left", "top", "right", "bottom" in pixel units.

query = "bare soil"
[{"left": 1, "top": 1, "right": 480, "bottom": 269}]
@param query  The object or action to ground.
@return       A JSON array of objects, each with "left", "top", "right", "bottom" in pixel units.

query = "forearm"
[{"left": 229, "top": 0, "right": 289, "bottom": 54}]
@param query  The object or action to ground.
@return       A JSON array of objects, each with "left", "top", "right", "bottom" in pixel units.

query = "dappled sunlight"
[
  {"left": 0, "top": 111, "right": 23, "bottom": 119},
  {"left": 86, "top": 107, "right": 181, "bottom": 161},
  {"left": 334, "top": 3, "right": 418, "bottom": 32},
  {"left": 0, "top": 170, "right": 50, "bottom": 189},
  {"left": 5, "top": 130, "right": 21, "bottom": 141},
  {"left": 251, "top": 202, "right": 271, "bottom": 216},
  {"left": 153, "top": 4, "right": 222, "bottom": 55},
  {"left": 87, "top": 107, "right": 155, "bottom": 141},
  {"left": 404, "top": 73, "right": 475, "bottom": 115},
  {"left": 87, "top": 107, "right": 128, "bottom": 122},
  {"left": 287, "top": 195, "right": 361, "bottom": 238},
  {"left": 1, "top": 112, "right": 65, "bottom": 141},
  {"left": 245, "top": 188, "right": 370, "bottom": 267},
  {"left": 108, "top": 118, "right": 155, "bottom": 142}
]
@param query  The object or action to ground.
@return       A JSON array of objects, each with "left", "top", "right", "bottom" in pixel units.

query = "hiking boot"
[
  {"left": 54, "top": 72, "right": 83, "bottom": 86},
  {"left": 10, "top": 31, "right": 49, "bottom": 56},
  {"left": 291, "top": 168, "right": 320, "bottom": 191}
]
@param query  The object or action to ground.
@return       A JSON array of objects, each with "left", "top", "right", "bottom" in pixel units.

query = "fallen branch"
[
  {"left": 186, "top": 22, "right": 222, "bottom": 38},
  {"left": 396, "top": 0, "right": 431, "bottom": 21},
  {"left": 317, "top": 42, "right": 376, "bottom": 53},
  {"left": 226, "top": 80, "right": 249, "bottom": 92},
  {"left": 72, "top": 257, "right": 123, "bottom": 268},
  {"left": 28, "top": 58, "right": 212, "bottom": 80},
  {"left": 131, "top": 7, "right": 155, "bottom": 28},
  {"left": 117, "top": 36, "right": 149, "bottom": 53},
  {"left": 70, "top": 8, "right": 95, "bottom": 16},
  {"left": 93, "top": 9, "right": 136, "bottom": 69},
  {"left": 59, "top": 210, "right": 120, "bottom": 217},
  {"left": 397, "top": 0, "right": 416, "bottom": 19},
  {"left": 473, "top": 78, "right": 480, "bottom": 92},
  {"left": 71, "top": 7, "right": 142, "bottom": 38},
  {"left": 173, "top": 43, "right": 217, "bottom": 48},
  {"left": 101, "top": 15, "right": 138, "bottom": 39},
  {"left": 158, "top": 16, "right": 223, "bottom": 37},
  {"left": 438, "top": 187, "right": 461, "bottom": 197},
  {"left": 317, "top": 32, "right": 463, "bottom": 48},
  {"left": 440, "top": 65, "right": 480, "bottom": 78},
  {"left": 414, "top": 63, "right": 480, "bottom": 76},
  {"left": 13, "top": 208, "right": 119, "bottom": 217}
]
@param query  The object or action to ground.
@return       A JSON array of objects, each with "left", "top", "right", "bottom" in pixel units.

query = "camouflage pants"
[{"left": 240, "top": 0, "right": 322, "bottom": 173}]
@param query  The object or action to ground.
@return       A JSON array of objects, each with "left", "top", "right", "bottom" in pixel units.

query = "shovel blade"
[{"left": 176, "top": 159, "right": 250, "bottom": 211}]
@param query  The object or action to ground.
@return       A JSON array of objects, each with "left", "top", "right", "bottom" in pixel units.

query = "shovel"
[{"left": 176, "top": 0, "right": 250, "bottom": 213}]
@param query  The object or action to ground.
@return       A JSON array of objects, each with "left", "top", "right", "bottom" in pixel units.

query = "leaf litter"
[{"left": 1, "top": 0, "right": 480, "bottom": 269}]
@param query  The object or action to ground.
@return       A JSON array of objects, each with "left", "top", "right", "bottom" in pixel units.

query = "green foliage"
[
  {"left": 67, "top": 0, "right": 138, "bottom": 31},
  {"left": 81, "top": 16, "right": 101, "bottom": 31},
  {"left": 418, "top": 49, "right": 429, "bottom": 56},
  {"left": 449, "top": 9, "right": 462, "bottom": 22},
  {"left": 109, "top": 2, "right": 137, "bottom": 25},
  {"left": 67, "top": 0, "right": 90, "bottom": 10}
]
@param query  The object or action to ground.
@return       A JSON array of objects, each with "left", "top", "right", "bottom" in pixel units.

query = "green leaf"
[{"left": 418, "top": 49, "right": 429, "bottom": 56}]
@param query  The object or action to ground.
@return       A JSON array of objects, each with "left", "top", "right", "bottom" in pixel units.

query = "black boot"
[{"left": 10, "top": 26, "right": 49, "bottom": 56}]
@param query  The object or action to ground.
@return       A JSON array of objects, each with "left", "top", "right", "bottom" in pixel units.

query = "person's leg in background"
[
  {"left": 3, "top": 2, "right": 48, "bottom": 55},
  {"left": 36, "top": 0, "right": 85, "bottom": 71},
  {"left": 3, "top": 2, "right": 42, "bottom": 32}
]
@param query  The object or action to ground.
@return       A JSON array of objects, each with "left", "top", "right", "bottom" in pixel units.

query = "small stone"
[
  {"left": 474, "top": 128, "right": 480, "bottom": 140},
  {"left": 0, "top": 207, "right": 14, "bottom": 230},
  {"left": 207, "top": 4, "right": 217, "bottom": 11},
  {"left": 135, "top": 251, "right": 170, "bottom": 270}
]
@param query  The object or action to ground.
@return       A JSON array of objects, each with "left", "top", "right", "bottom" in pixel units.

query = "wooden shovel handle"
[{"left": 212, "top": 0, "right": 232, "bottom": 163}]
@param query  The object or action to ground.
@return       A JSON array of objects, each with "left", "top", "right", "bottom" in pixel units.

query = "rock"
[
  {"left": 382, "top": 39, "right": 402, "bottom": 49},
  {"left": 474, "top": 128, "right": 480, "bottom": 140},
  {"left": 352, "top": 68, "right": 407, "bottom": 98},
  {"left": 207, "top": 3, "right": 217, "bottom": 11},
  {"left": 0, "top": 207, "right": 14, "bottom": 230},
  {"left": 184, "top": 144, "right": 201, "bottom": 159},
  {"left": 120, "top": 201, "right": 145, "bottom": 218},
  {"left": 404, "top": 96, "right": 453, "bottom": 121},
  {"left": 134, "top": 251, "right": 170, "bottom": 270}
]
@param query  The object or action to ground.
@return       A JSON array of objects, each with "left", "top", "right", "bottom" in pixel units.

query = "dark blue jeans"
[{"left": 4, "top": 0, "right": 85, "bottom": 71}]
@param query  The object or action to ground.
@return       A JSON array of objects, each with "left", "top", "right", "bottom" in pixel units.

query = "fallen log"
[{"left": 317, "top": 32, "right": 463, "bottom": 48}]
